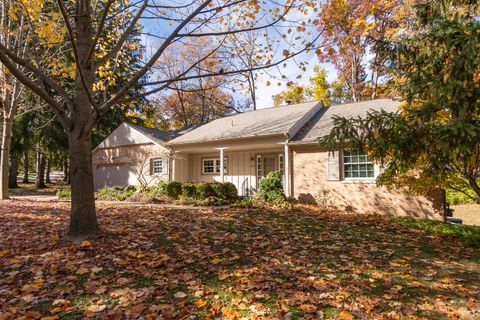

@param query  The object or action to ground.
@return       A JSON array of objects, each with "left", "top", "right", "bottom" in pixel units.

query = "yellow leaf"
[
  {"left": 339, "top": 310, "right": 354, "bottom": 320},
  {"left": 80, "top": 240, "right": 91, "bottom": 247},
  {"left": 195, "top": 299, "right": 207, "bottom": 308}
]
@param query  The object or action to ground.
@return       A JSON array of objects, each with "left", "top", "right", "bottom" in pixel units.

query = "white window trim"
[
  {"left": 202, "top": 157, "right": 228, "bottom": 175},
  {"left": 151, "top": 158, "right": 165, "bottom": 175},
  {"left": 342, "top": 150, "right": 376, "bottom": 182}
]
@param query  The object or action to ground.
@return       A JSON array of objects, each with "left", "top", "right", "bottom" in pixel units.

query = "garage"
[{"left": 94, "top": 164, "right": 138, "bottom": 190}]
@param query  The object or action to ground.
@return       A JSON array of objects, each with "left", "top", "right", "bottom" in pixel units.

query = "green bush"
[
  {"left": 157, "top": 180, "right": 168, "bottom": 193},
  {"left": 196, "top": 182, "right": 213, "bottom": 198},
  {"left": 211, "top": 183, "right": 227, "bottom": 199},
  {"left": 97, "top": 186, "right": 135, "bottom": 201},
  {"left": 394, "top": 216, "right": 480, "bottom": 247},
  {"left": 223, "top": 182, "right": 238, "bottom": 199},
  {"left": 446, "top": 189, "right": 478, "bottom": 205},
  {"left": 182, "top": 183, "right": 198, "bottom": 198},
  {"left": 233, "top": 196, "right": 254, "bottom": 208},
  {"left": 257, "top": 171, "right": 286, "bottom": 202},
  {"left": 56, "top": 189, "right": 71, "bottom": 199},
  {"left": 165, "top": 181, "right": 182, "bottom": 199}
]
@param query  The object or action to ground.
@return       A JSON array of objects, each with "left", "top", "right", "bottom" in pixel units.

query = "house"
[{"left": 92, "top": 99, "right": 444, "bottom": 219}]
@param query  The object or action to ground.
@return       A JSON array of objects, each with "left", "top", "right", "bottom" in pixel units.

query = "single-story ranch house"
[{"left": 93, "top": 99, "right": 444, "bottom": 219}]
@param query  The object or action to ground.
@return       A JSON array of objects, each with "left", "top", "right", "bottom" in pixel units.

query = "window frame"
[
  {"left": 202, "top": 157, "right": 228, "bottom": 175},
  {"left": 151, "top": 158, "right": 165, "bottom": 175},
  {"left": 342, "top": 150, "right": 375, "bottom": 180}
]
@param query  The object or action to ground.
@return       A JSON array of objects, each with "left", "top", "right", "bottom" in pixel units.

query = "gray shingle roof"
[
  {"left": 128, "top": 124, "right": 199, "bottom": 145},
  {"left": 290, "top": 99, "right": 401, "bottom": 144},
  {"left": 168, "top": 101, "right": 322, "bottom": 145}
]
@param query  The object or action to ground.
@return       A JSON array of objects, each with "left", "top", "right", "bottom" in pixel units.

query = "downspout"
[{"left": 284, "top": 133, "right": 291, "bottom": 198}]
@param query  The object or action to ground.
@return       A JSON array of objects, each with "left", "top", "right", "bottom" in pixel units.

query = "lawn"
[
  {"left": 1, "top": 201, "right": 479, "bottom": 319},
  {"left": 9, "top": 182, "right": 70, "bottom": 197}
]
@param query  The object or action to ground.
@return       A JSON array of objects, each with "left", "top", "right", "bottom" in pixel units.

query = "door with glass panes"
[{"left": 256, "top": 153, "right": 284, "bottom": 187}]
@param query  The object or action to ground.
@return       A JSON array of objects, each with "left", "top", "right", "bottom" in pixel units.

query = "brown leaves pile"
[{"left": 0, "top": 200, "right": 479, "bottom": 319}]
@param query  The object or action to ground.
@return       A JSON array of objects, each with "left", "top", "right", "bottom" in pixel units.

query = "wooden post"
[
  {"left": 219, "top": 148, "right": 224, "bottom": 183},
  {"left": 284, "top": 143, "right": 290, "bottom": 198}
]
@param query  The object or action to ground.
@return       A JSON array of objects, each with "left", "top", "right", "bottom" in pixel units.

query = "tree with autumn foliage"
[
  {"left": 273, "top": 66, "right": 333, "bottom": 106},
  {"left": 154, "top": 39, "right": 237, "bottom": 129},
  {"left": 319, "top": 0, "right": 480, "bottom": 203},
  {"left": 0, "top": 0, "right": 321, "bottom": 236},
  {"left": 317, "top": 0, "right": 413, "bottom": 102}
]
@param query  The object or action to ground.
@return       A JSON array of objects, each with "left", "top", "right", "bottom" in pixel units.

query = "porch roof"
[{"left": 168, "top": 101, "right": 322, "bottom": 145}]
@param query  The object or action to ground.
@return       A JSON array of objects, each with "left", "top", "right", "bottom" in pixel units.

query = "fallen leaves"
[
  {"left": 173, "top": 291, "right": 187, "bottom": 299},
  {"left": 0, "top": 200, "right": 479, "bottom": 319},
  {"left": 80, "top": 240, "right": 91, "bottom": 247}
]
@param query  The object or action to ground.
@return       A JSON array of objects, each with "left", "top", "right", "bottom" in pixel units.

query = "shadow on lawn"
[{"left": 0, "top": 201, "right": 479, "bottom": 319}]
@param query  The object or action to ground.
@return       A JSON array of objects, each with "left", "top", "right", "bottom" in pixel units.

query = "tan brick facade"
[{"left": 292, "top": 146, "right": 444, "bottom": 220}]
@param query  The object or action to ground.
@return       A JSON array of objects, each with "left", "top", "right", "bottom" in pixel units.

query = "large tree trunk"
[
  {"left": 45, "top": 157, "right": 51, "bottom": 184},
  {"left": 22, "top": 150, "right": 29, "bottom": 183},
  {"left": 66, "top": 1, "right": 99, "bottom": 237},
  {"left": 8, "top": 154, "right": 18, "bottom": 188},
  {"left": 0, "top": 116, "right": 13, "bottom": 199},
  {"left": 67, "top": 131, "right": 99, "bottom": 236},
  {"left": 35, "top": 151, "right": 46, "bottom": 188}
]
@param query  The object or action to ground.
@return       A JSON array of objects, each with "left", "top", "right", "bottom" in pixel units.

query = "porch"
[{"left": 170, "top": 140, "right": 292, "bottom": 197}]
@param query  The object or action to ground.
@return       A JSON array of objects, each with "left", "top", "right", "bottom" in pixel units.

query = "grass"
[
  {"left": 0, "top": 201, "right": 479, "bottom": 319},
  {"left": 394, "top": 216, "right": 480, "bottom": 247},
  {"left": 9, "top": 181, "right": 70, "bottom": 197}
]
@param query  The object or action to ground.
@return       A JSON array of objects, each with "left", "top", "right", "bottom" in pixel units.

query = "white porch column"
[
  {"left": 219, "top": 148, "right": 225, "bottom": 182},
  {"left": 171, "top": 154, "right": 176, "bottom": 182},
  {"left": 284, "top": 143, "right": 291, "bottom": 198}
]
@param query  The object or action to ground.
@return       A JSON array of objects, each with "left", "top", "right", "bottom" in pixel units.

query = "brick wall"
[{"left": 292, "top": 146, "right": 444, "bottom": 220}]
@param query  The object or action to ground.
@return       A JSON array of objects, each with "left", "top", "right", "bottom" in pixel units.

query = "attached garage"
[{"left": 94, "top": 164, "right": 138, "bottom": 190}]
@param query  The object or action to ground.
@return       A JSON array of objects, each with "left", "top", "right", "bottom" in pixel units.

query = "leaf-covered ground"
[{"left": 1, "top": 201, "right": 479, "bottom": 320}]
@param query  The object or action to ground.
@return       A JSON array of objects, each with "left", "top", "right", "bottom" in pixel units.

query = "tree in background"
[
  {"left": 0, "top": 0, "right": 30, "bottom": 198},
  {"left": 273, "top": 66, "right": 333, "bottom": 106},
  {"left": 319, "top": 0, "right": 480, "bottom": 203},
  {"left": 154, "top": 39, "right": 236, "bottom": 129},
  {"left": 273, "top": 84, "right": 307, "bottom": 106},
  {"left": 316, "top": 0, "right": 412, "bottom": 102}
]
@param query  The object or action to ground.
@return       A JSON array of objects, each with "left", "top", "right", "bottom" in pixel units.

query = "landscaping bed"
[{"left": 92, "top": 181, "right": 240, "bottom": 206}]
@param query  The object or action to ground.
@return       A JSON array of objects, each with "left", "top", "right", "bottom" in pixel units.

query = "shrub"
[
  {"left": 315, "top": 189, "right": 333, "bottom": 211},
  {"left": 223, "top": 182, "right": 238, "bottom": 199},
  {"left": 165, "top": 181, "right": 182, "bottom": 199},
  {"left": 182, "top": 183, "right": 198, "bottom": 198},
  {"left": 196, "top": 182, "right": 213, "bottom": 198},
  {"left": 97, "top": 186, "right": 134, "bottom": 201},
  {"left": 233, "top": 196, "right": 254, "bottom": 208},
  {"left": 211, "top": 183, "right": 227, "bottom": 199},
  {"left": 157, "top": 180, "right": 168, "bottom": 194},
  {"left": 257, "top": 171, "right": 286, "bottom": 202},
  {"left": 56, "top": 189, "right": 71, "bottom": 199}
]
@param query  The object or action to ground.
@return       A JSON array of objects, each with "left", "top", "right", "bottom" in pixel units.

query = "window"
[
  {"left": 152, "top": 159, "right": 164, "bottom": 174},
  {"left": 343, "top": 150, "right": 374, "bottom": 178},
  {"left": 279, "top": 154, "right": 284, "bottom": 175},
  {"left": 202, "top": 158, "right": 228, "bottom": 174}
]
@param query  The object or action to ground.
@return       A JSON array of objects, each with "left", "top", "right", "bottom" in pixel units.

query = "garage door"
[{"left": 94, "top": 164, "right": 138, "bottom": 190}]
